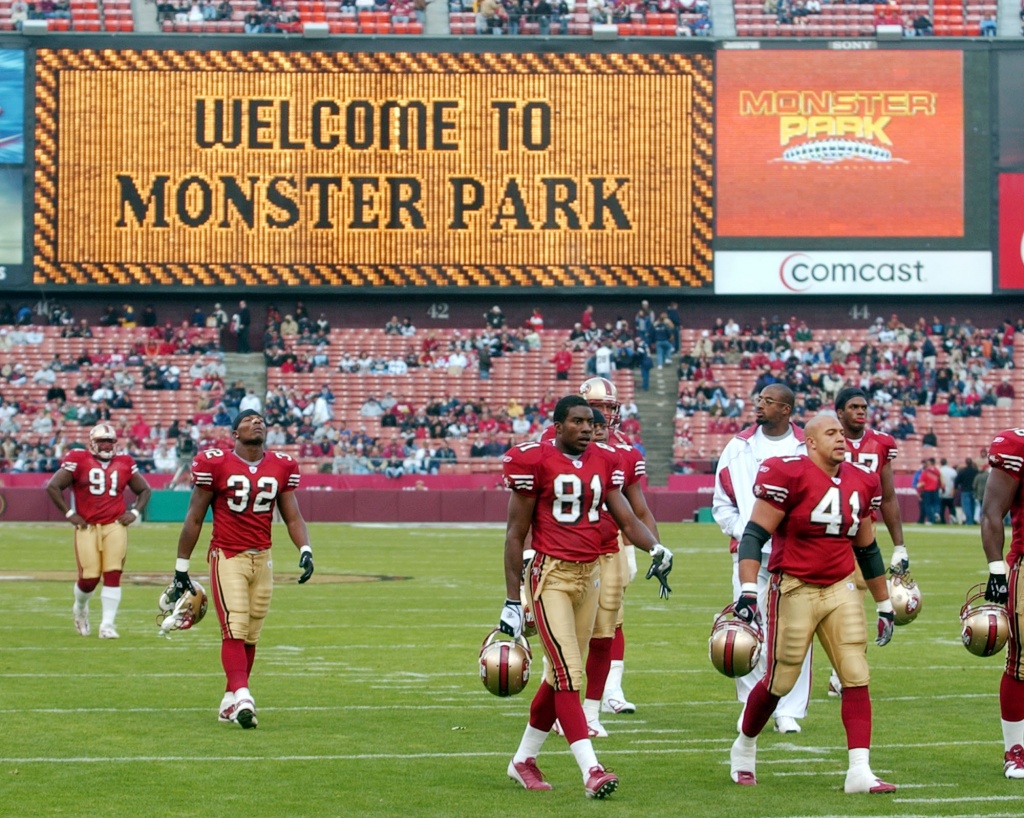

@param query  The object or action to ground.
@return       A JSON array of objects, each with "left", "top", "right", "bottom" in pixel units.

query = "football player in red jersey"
[
  {"left": 832, "top": 387, "right": 909, "bottom": 696},
  {"left": 168, "top": 409, "right": 315, "bottom": 729},
  {"left": 979, "top": 427, "right": 1024, "bottom": 779},
  {"left": 500, "top": 395, "right": 670, "bottom": 799},
  {"left": 729, "top": 413, "right": 897, "bottom": 794},
  {"left": 47, "top": 424, "right": 152, "bottom": 640},
  {"left": 540, "top": 377, "right": 660, "bottom": 729}
]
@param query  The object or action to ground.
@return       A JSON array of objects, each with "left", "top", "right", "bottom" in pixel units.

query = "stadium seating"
[
  {"left": 672, "top": 326, "right": 1023, "bottom": 473},
  {"left": 269, "top": 327, "right": 638, "bottom": 474}
]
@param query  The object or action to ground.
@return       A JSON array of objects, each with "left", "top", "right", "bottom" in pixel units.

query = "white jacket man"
[{"left": 712, "top": 384, "right": 813, "bottom": 734}]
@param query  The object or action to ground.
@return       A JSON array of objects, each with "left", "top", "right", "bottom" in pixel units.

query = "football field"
[{"left": 0, "top": 520, "right": 1017, "bottom": 818}]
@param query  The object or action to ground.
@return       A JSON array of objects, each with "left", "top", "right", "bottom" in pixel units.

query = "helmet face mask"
[
  {"left": 579, "top": 377, "right": 620, "bottom": 427},
  {"left": 960, "top": 583, "right": 1010, "bottom": 657},
  {"left": 887, "top": 572, "right": 923, "bottom": 625},
  {"left": 709, "top": 604, "right": 763, "bottom": 678},
  {"left": 88, "top": 424, "right": 118, "bottom": 461},
  {"left": 479, "top": 629, "right": 532, "bottom": 697},
  {"left": 157, "top": 581, "right": 208, "bottom": 636}
]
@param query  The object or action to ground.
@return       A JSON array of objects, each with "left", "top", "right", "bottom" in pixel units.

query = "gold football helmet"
[
  {"left": 709, "top": 604, "right": 763, "bottom": 678},
  {"left": 579, "top": 377, "right": 620, "bottom": 427},
  {"left": 960, "top": 584, "right": 1010, "bottom": 657},
  {"left": 88, "top": 424, "right": 118, "bottom": 461},
  {"left": 887, "top": 572, "right": 923, "bottom": 626},
  {"left": 479, "top": 629, "right": 532, "bottom": 697},
  {"left": 157, "top": 580, "right": 208, "bottom": 636}
]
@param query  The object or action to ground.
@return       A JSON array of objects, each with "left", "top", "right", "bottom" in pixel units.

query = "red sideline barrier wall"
[{"left": 9, "top": 478, "right": 921, "bottom": 523}]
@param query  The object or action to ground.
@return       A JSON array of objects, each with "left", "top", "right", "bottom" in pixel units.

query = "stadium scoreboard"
[{"left": 33, "top": 48, "right": 714, "bottom": 290}]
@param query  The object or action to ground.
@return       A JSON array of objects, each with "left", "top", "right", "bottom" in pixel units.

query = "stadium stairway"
[
  {"left": 711, "top": 0, "right": 736, "bottom": 37},
  {"left": 222, "top": 352, "right": 267, "bottom": 403},
  {"left": 630, "top": 360, "right": 678, "bottom": 487}
]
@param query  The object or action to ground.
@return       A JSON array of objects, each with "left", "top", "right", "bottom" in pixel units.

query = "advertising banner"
[
  {"left": 715, "top": 250, "right": 992, "bottom": 295},
  {"left": 34, "top": 48, "right": 714, "bottom": 289},
  {"left": 717, "top": 50, "right": 963, "bottom": 238},
  {"left": 998, "top": 173, "right": 1024, "bottom": 290}
]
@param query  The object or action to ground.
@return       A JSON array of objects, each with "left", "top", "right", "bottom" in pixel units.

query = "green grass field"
[{"left": 0, "top": 520, "right": 1017, "bottom": 817}]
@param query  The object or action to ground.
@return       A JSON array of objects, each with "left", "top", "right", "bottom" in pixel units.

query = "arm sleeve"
[{"left": 712, "top": 447, "right": 744, "bottom": 541}]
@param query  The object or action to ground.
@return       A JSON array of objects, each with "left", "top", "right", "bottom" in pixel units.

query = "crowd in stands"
[
  {"left": 465, "top": 0, "right": 710, "bottom": 34},
  {"left": 672, "top": 312, "right": 1019, "bottom": 475}
]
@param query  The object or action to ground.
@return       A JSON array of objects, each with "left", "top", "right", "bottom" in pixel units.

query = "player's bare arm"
[
  {"left": 878, "top": 461, "right": 907, "bottom": 570},
  {"left": 606, "top": 489, "right": 658, "bottom": 552},
  {"left": 176, "top": 487, "right": 214, "bottom": 562},
  {"left": 278, "top": 490, "right": 315, "bottom": 584},
  {"left": 980, "top": 468, "right": 1016, "bottom": 605},
  {"left": 622, "top": 481, "right": 659, "bottom": 541},
  {"left": 504, "top": 490, "right": 536, "bottom": 599},
  {"left": 116, "top": 473, "right": 152, "bottom": 527},
  {"left": 45, "top": 468, "right": 82, "bottom": 525},
  {"left": 737, "top": 499, "right": 784, "bottom": 586}
]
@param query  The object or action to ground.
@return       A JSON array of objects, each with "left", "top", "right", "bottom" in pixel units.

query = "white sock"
[
  {"left": 603, "top": 660, "right": 625, "bottom": 698},
  {"left": 100, "top": 586, "right": 121, "bottom": 628},
  {"left": 736, "top": 732, "right": 757, "bottom": 752},
  {"left": 583, "top": 699, "right": 601, "bottom": 722},
  {"left": 73, "top": 583, "right": 93, "bottom": 611},
  {"left": 848, "top": 747, "right": 870, "bottom": 774},
  {"left": 513, "top": 725, "right": 549, "bottom": 763},
  {"left": 570, "top": 738, "right": 599, "bottom": 779},
  {"left": 1002, "top": 719, "right": 1024, "bottom": 752}
]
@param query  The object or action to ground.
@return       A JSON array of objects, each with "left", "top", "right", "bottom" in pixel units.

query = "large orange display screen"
[
  {"left": 34, "top": 48, "right": 713, "bottom": 289},
  {"left": 717, "top": 50, "right": 963, "bottom": 238}
]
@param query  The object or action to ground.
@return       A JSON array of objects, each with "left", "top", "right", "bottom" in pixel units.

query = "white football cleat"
[
  {"left": 233, "top": 687, "right": 258, "bottom": 729},
  {"left": 1004, "top": 745, "right": 1024, "bottom": 779},
  {"left": 98, "top": 624, "right": 119, "bottom": 639},
  {"left": 730, "top": 734, "right": 757, "bottom": 786},
  {"left": 601, "top": 695, "right": 636, "bottom": 714},
  {"left": 73, "top": 605, "right": 90, "bottom": 637},
  {"left": 773, "top": 716, "right": 801, "bottom": 734},
  {"left": 844, "top": 767, "right": 896, "bottom": 794},
  {"left": 218, "top": 691, "right": 237, "bottom": 723}
]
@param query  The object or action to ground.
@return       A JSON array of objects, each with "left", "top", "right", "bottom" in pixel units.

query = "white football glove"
[
  {"left": 498, "top": 600, "right": 523, "bottom": 639},
  {"left": 889, "top": 545, "right": 909, "bottom": 575}
]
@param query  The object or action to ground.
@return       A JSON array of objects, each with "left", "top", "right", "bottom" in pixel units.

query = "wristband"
[
  {"left": 989, "top": 560, "right": 1009, "bottom": 574},
  {"left": 65, "top": 508, "right": 76, "bottom": 519},
  {"left": 129, "top": 508, "right": 141, "bottom": 520},
  {"left": 175, "top": 557, "right": 190, "bottom": 573},
  {"left": 740, "top": 582, "right": 758, "bottom": 595},
  {"left": 877, "top": 599, "right": 894, "bottom": 614},
  {"left": 300, "top": 545, "right": 312, "bottom": 555}
]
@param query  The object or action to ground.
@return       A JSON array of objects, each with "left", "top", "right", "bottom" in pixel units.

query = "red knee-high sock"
[
  {"left": 610, "top": 626, "right": 625, "bottom": 662},
  {"left": 528, "top": 680, "right": 557, "bottom": 732},
  {"left": 585, "top": 637, "right": 614, "bottom": 700},
  {"left": 245, "top": 642, "right": 256, "bottom": 675},
  {"left": 221, "top": 638, "right": 249, "bottom": 692},
  {"left": 841, "top": 685, "right": 872, "bottom": 749},
  {"left": 101, "top": 570, "right": 121, "bottom": 588},
  {"left": 554, "top": 690, "right": 589, "bottom": 744},
  {"left": 741, "top": 680, "right": 779, "bottom": 737},
  {"left": 1001, "top": 675, "right": 1024, "bottom": 721},
  {"left": 77, "top": 577, "right": 100, "bottom": 593}
]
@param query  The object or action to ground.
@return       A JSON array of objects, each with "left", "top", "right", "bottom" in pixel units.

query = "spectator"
[
  {"left": 980, "top": 12, "right": 995, "bottom": 35},
  {"left": 956, "top": 458, "right": 979, "bottom": 525},
  {"left": 939, "top": 457, "right": 958, "bottom": 523},
  {"left": 484, "top": 305, "right": 506, "bottom": 329},
  {"left": 549, "top": 342, "right": 573, "bottom": 381},
  {"left": 995, "top": 376, "right": 1015, "bottom": 407},
  {"left": 916, "top": 457, "right": 941, "bottom": 524},
  {"left": 921, "top": 425, "right": 938, "bottom": 447}
]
